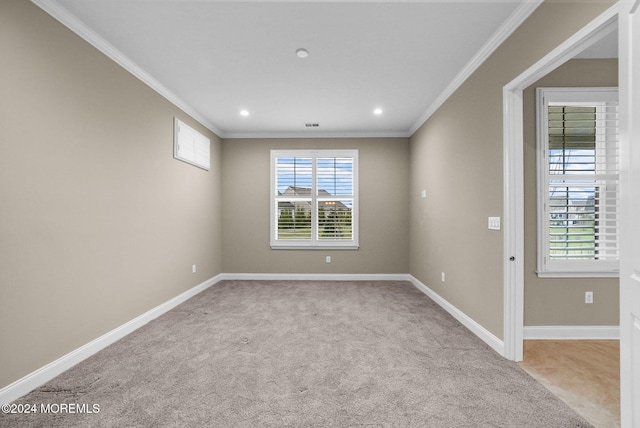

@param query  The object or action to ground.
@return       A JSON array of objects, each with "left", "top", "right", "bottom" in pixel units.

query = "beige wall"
[
  {"left": 0, "top": 0, "right": 619, "bottom": 395},
  {"left": 221, "top": 138, "right": 410, "bottom": 274},
  {"left": 523, "top": 58, "right": 619, "bottom": 326},
  {"left": 0, "top": 1, "right": 223, "bottom": 389},
  {"left": 409, "top": 0, "right": 616, "bottom": 339}
]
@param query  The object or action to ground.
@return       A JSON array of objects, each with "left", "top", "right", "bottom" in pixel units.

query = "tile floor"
[{"left": 518, "top": 340, "right": 620, "bottom": 428}]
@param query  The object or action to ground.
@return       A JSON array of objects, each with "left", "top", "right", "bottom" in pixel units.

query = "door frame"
[
  {"left": 618, "top": 0, "right": 640, "bottom": 425},
  {"left": 502, "top": 5, "right": 619, "bottom": 362}
]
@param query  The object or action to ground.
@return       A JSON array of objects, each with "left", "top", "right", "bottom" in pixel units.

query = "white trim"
[
  {"left": 408, "top": 0, "right": 543, "bottom": 136},
  {"left": 524, "top": 325, "right": 620, "bottom": 340},
  {"left": 270, "top": 150, "right": 359, "bottom": 250},
  {"left": 0, "top": 274, "right": 224, "bottom": 405},
  {"left": 224, "top": 131, "right": 411, "bottom": 139},
  {"left": 270, "top": 246, "right": 360, "bottom": 250},
  {"left": 502, "top": 4, "right": 619, "bottom": 363},
  {"left": 30, "top": 0, "right": 223, "bottom": 138},
  {"left": 408, "top": 276, "right": 505, "bottom": 356},
  {"left": 31, "top": 0, "right": 540, "bottom": 141},
  {"left": 535, "top": 87, "right": 620, "bottom": 277},
  {"left": 224, "top": 273, "right": 553, "bottom": 360},
  {"left": 0, "top": 272, "right": 513, "bottom": 405},
  {"left": 535, "top": 271, "right": 619, "bottom": 279},
  {"left": 218, "top": 273, "right": 411, "bottom": 282},
  {"left": 505, "top": 6, "right": 619, "bottom": 93},
  {"left": 503, "top": 85, "right": 526, "bottom": 362}
]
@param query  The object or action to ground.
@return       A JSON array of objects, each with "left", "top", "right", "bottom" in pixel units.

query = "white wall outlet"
[
  {"left": 585, "top": 291, "right": 593, "bottom": 304},
  {"left": 488, "top": 217, "right": 501, "bottom": 230},
  {"left": 326, "top": 256, "right": 331, "bottom": 264},
  {"left": 441, "top": 272, "right": 445, "bottom": 282},
  {"left": 192, "top": 264, "right": 197, "bottom": 274}
]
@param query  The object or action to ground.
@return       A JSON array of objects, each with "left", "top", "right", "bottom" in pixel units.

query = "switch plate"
[
  {"left": 488, "top": 217, "right": 501, "bottom": 230},
  {"left": 192, "top": 264, "right": 197, "bottom": 274},
  {"left": 326, "top": 256, "right": 331, "bottom": 264},
  {"left": 421, "top": 190, "right": 427, "bottom": 198},
  {"left": 585, "top": 291, "right": 593, "bottom": 304},
  {"left": 441, "top": 272, "right": 445, "bottom": 282}
]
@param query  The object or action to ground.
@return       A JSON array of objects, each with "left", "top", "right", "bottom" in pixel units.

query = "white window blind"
[
  {"left": 536, "top": 87, "right": 619, "bottom": 277},
  {"left": 271, "top": 150, "right": 358, "bottom": 249}
]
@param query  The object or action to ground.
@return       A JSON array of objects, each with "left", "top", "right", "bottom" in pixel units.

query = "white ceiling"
[{"left": 37, "top": 0, "right": 541, "bottom": 138}]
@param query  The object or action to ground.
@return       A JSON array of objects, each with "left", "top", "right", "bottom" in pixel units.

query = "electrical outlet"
[
  {"left": 488, "top": 217, "right": 501, "bottom": 230},
  {"left": 585, "top": 291, "right": 593, "bottom": 304},
  {"left": 192, "top": 264, "right": 197, "bottom": 274},
  {"left": 441, "top": 272, "right": 446, "bottom": 283},
  {"left": 326, "top": 256, "right": 331, "bottom": 264}
]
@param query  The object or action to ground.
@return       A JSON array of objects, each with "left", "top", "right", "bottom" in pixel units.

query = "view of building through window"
[
  {"left": 547, "top": 105, "right": 601, "bottom": 259},
  {"left": 537, "top": 87, "right": 618, "bottom": 276},
  {"left": 271, "top": 151, "right": 357, "bottom": 248}
]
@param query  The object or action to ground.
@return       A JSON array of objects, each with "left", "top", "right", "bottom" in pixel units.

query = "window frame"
[
  {"left": 270, "top": 149, "right": 359, "bottom": 250},
  {"left": 536, "top": 87, "right": 619, "bottom": 278}
]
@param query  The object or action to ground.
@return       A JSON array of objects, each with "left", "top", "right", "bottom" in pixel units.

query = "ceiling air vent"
[{"left": 305, "top": 123, "right": 319, "bottom": 128}]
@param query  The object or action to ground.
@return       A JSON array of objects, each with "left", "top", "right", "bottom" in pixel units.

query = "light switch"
[
  {"left": 488, "top": 217, "right": 501, "bottom": 230},
  {"left": 421, "top": 190, "right": 427, "bottom": 198}
]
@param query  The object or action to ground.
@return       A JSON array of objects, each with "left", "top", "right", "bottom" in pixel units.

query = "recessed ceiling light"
[
  {"left": 374, "top": 108, "right": 383, "bottom": 115},
  {"left": 240, "top": 109, "right": 249, "bottom": 117},
  {"left": 296, "top": 48, "right": 309, "bottom": 59}
]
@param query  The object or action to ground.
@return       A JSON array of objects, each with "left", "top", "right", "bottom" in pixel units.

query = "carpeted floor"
[{"left": 1, "top": 280, "right": 592, "bottom": 427}]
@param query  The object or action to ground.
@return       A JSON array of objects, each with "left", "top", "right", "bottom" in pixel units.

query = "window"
[
  {"left": 174, "top": 118, "right": 210, "bottom": 170},
  {"left": 536, "top": 87, "right": 619, "bottom": 277},
  {"left": 270, "top": 150, "right": 358, "bottom": 249}
]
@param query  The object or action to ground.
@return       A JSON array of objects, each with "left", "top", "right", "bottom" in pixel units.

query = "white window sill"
[
  {"left": 536, "top": 270, "right": 619, "bottom": 279},
  {"left": 270, "top": 245, "right": 359, "bottom": 250}
]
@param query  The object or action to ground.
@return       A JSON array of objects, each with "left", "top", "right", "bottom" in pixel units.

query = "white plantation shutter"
[
  {"left": 174, "top": 118, "right": 210, "bottom": 170},
  {"left": 271, "top": 150, "right": 358, "bottom": 249},
  {"left": 316, "top": 156, "right": 354, "bottom": 241},
  {"left": 274, "top": 156, "right": 313, "bottom": 241},
  {"left": 537, "top": 88, "right": 619, "bottom": 277}
]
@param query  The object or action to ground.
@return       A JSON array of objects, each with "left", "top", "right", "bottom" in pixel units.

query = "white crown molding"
[
  {"left": 524, "top": 326, "right": 620, "bottom": 340},
  {"left": 222, "top": 131, "right": 411, "bottom": 140},
  {"left": 30, "top": 0, "right": 223, "bottom": 138},
  {"left": 408, "top": 0, "right": 544, "bottom": 137},
  {"left": 32, "top": 0, "right": 543, "bottom": 141}
]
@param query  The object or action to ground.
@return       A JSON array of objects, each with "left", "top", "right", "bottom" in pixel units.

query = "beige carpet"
[{"left": 1, "top": 280, "right": 592, "bottom": 427}]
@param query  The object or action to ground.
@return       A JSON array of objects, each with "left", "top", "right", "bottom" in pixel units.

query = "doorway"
[{"left": 502, "top": 5, "right": 619, "bottom": 362}]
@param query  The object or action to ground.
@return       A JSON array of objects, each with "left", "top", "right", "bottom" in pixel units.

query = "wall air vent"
[
  {"left": 174, "top": 118, "right": 210, "bottom": 170},
  {"left": 305, "top": 123, "right": 319, "bottom": 128}
]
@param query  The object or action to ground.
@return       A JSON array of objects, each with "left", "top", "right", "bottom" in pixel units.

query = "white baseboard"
[
  {"left": 218, "top": 273, "right": 411, "bottom": 282},
  {"left": 0, "top": 274, "right": 223, "bottom": 405},
  {"left": 523, "top": 325, "right": 620, "bottom": 340},
  {"left": 408, "top": 276, "right": 506, "bottom": 356},
  {"left": 1, "top": 272, "right": 505, "bottom": 404}
]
